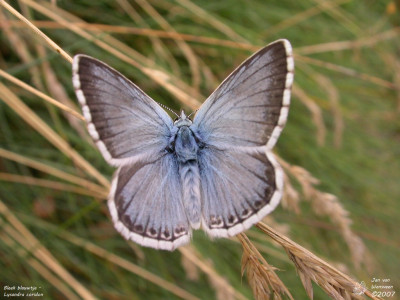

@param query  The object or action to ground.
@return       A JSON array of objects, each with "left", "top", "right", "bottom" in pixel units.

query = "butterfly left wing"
[
  {"left": 108, "top": 152, "right": 191, "bottom": 251},
  {"left": 193, "top": 39, "right": 294, "bottom": 237},
  {"left": 73, "top": 55, "right": 190, "bottom": 250},
  {"left": 73, "top": 55, "right": 173, "bottom": 166}
]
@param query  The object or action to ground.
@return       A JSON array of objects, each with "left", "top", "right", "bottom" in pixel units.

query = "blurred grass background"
[{"left": 0, "top": 0, "right": 399, "bottom": 299}]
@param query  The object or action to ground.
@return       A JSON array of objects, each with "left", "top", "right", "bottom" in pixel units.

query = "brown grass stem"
[
  {"left": 296, "top": 55, "right": 397, "bottom": 90},
  {"left": 0, "top": 173, "right": 106, "bottom": 198},
  {"left": 0, "top": 148, "right": 106, "bottom": 194},
  {"left": 0, "top": 229, "right": 81, "bottom": 300},
  {"left": 0, "top": 0, "right": 72, "bottom": 63},
  {"left": 256, "top": 222, "right": 382, "bottom": 300},
  {"left": 58, "top": 231, "right": 200, "bottom": 300},
  {"left": 0, "top": 200, "right": 98, "bottom": 300},
  {"left": 0, "top": 69, "right": 84, "bottom": 120},
  {"left": 238, "top": 233, "right": 294, "bottom": 300},
  {"left": 0, "top": 82, "right": 110, "bottom": 188},
  {"left": 179, "top": 245, "right": 247, "bottom": 300}
]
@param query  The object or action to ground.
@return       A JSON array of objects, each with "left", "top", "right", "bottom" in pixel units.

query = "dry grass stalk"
[
  {"left": 0, "top": 10, "right": 44, "bottom": 91},
  {"left": 293, "top": 84, "right": 327, "bottom": 146},
  {"left": 174, "top": 0, "right": 248, "bottom": 43},
  {"left": 0, "top": 82, "right": 110, "bottom": 188},
  {"left": 293, "top": 62, "right": 344, "bottom": 148},
  {"left": 296, "top": 28, "right": 400, "bottom": 55},
  {"left": 0, "top": 200, "right": 97, "bottom": 300},
  {"left": 0, "top": 172, "right": 106, "bottom": 198},
  {"left": 380, "top": 52, "right": 400, "bottom": 112},
  {"left": 135, "top": 0, "right": 201, "bottom": 92},
  {"left": 0, "top": 148, "right": 106, "bottom": 193},
  {"left": 3, "top": 201, "right": 198, "bottom": 300},
  {"left": 311, "top": 0, "right": 361, "bottom": 36},
  {"left": 37, "top": 45, "right": 89, "bottom": 138},
  {"left": 116, "top": 0, "right": 182, "bottom": 77},
  {"left": 0, "top": 0, "right": 72, "bottom": 62},
  {"left": 179, "top": 245, "right": 246, "bottom": 300},
  {"left": 263, "top": 0, "right": 351, "bottom": 38},
  {"left": 0, "top": 69, "right": 84, "bottom": 120},
  {"left": 238, "top": 233, "right": 293, "bottom": 300},
  {"left": 57, "top": 231, "right": 200, "bottom": 300},
  {"left": 20, "top": 0, "right": 202, "bottom": 109},
  {"left": 236, "top": 235, "right": 289, "bottom": 263},
  {"left": 260, "top": 217, "right": 291, "bottom": 240},
  {"left": 181, "top": 250, "right": 200, "bottom": 281},
  {"left": 256, "top": 222, "right": 382, "bottom": 300},
  {"left": 296, "top": 54, "right": 397, "bottom": 90},
  {"left": 277, "top": 156, "right": 370, "bottom": 270},
  {"left": 288, "top": 165, "right": 370, "bottom": 270},
  {"left": 0, "top": 20, "right": 257, "bottom": 51},
  {"left": 281, "top": 172, "right": 301, "bottom": 214},
  {"left": 209, "top": 276, "right": 235, "bottom": 300},
  {"left": 313, "top": 74, "right": 344, "bottom": 148},
  {"left": 0, "top": 230, "right": 81, "bottom": 300}
]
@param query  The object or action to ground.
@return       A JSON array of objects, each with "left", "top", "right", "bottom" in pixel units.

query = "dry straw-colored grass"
[
  {"left": 239, "top": 233, "right": 293, "bottom": 300},
  {"left": 0, "top": 200, "right": 97, "bottom": 300},
  {"left": 277, "top": 158, "right": 374, "bottom": 272},
  {"left": 179, "top": 245, "right": 247, "bottom": 300},
  {"left": 251, "top": 222, "right": 382, "bottom": 300},
  {"left": 0, "top": 1, "right": 397, "bottom": 299}
]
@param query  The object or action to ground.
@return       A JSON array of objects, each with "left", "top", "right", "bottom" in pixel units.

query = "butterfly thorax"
[
  {"left": 171, "top": 111, "right": 200, "bottom": 164},
  {"left": 174, "top": 126, "right": 198, "bottom": 163}
]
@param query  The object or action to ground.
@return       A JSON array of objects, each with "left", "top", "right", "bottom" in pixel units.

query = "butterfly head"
[{"left": 174, "top": 110, "right": 193, "bottom": 127}]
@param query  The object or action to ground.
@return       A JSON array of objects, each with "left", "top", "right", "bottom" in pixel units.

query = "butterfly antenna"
[
  {"left": 187, "top": 109, "right": 199, "bottom": 119},
  {"left": 156, "top": 101, "right": 179, "bottom": 118}
]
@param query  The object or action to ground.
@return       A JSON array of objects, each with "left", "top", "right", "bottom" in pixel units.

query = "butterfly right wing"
[
  {"left": 192, "top": 40, "right": 293, "bottom": 237},
  {"left": 108, "top": 152, "right": 191, "bottom": 251},
  {"left": 73, "top": 55, "right": 174, "bottom": 166}
]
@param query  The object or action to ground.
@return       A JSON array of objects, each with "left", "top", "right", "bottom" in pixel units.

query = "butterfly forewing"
[
  {"left": 193, "top": 39, "right": 293, "bottom": 150},
  {"left": 73, "top": 55, "right": 173, "bottom": 166}
]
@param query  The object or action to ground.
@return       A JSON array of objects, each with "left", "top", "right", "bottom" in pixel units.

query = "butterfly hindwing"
[
  {"left": 108, "top": 153, "right": 191, "bottom": 250},
  {"left": 198, "top": 147, "right": 283, "bottom": 237},
  {"left": 73, "top": 55, "right": 173, "bottom": 166}
]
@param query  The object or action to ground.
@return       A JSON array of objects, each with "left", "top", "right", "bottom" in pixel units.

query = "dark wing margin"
[
  {"left": 72, "top": 55, "right": 174, "bottom": 166},
  {"left": 108, "top": 153, "right": 191, "bottom": 251},
  {"left": 193, "top": 39, "right": 294, "bottom": 150}
]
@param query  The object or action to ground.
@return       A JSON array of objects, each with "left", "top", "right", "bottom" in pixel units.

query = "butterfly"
[{"left": 72, "top": 39, "right": 294, "bottom": 251}]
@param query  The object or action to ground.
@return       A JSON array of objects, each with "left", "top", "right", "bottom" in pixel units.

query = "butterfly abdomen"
[
  {"left": 179, "top": 160, "right": 201, "bottom": 229},
  {"left": 174, "top": 125, "right": 202, "bottom": 229}
]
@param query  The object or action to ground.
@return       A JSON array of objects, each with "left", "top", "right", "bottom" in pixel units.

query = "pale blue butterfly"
[{"left": 72, "top": 39, "right": 294, "bottom": 251}]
